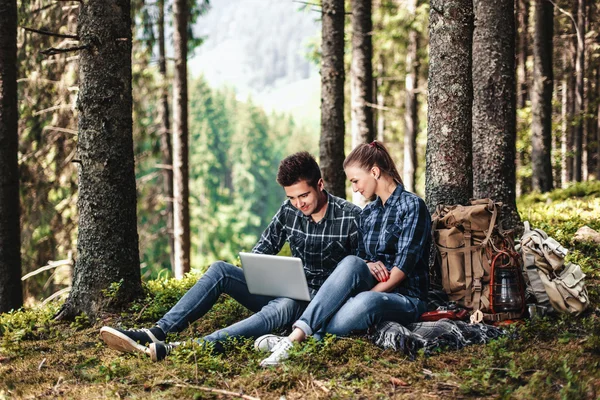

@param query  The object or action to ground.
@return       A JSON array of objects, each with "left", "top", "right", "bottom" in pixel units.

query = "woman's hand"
[{"left": 367, "top": 261, "right": 390, "bottom": 282}]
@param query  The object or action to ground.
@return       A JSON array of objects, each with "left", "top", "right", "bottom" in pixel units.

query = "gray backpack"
[{"left": 519, "top": 222, "right": 589, "bottom": 315}]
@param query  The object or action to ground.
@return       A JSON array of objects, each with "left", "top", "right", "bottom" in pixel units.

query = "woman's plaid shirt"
[
  {"left": 356, "top": 185, "right": 431, "bottom": 301},
  {"left": 252, "top": 192, "right": 360, "bottom": 291}
]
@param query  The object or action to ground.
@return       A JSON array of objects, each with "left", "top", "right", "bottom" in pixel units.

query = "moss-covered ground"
[{"left": 2, "top": 182, "right": 600, "bottom": 399}]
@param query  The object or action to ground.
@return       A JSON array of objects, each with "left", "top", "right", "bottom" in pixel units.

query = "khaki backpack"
[
  {"left": 432, "top": 199, "right": 524, "bottom": 323},
  {"left": 519, "top": 221, "right": 589, "bottom": 315}
]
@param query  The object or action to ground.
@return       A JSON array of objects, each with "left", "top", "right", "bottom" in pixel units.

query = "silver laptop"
[{"left": 239, "top": 252, "right": 311, "bottom": 301}]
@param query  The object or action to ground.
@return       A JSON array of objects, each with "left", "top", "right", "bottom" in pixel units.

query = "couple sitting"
[{"left": 100, "top": 141, "right": 431, "bottom": 367}]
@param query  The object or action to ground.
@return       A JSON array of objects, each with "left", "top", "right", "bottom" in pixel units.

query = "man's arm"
[{"left": 252, "top": 205, "right": 287, "bottom": 255}]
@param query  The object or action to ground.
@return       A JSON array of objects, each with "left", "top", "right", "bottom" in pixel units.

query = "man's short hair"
[{"left": 276, "top": 152, "right": 322, "bottom": 188}]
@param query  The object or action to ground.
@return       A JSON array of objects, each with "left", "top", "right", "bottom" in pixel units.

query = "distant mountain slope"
[{"left": 189, "top": 0, "right": 321, "bottom": 105}]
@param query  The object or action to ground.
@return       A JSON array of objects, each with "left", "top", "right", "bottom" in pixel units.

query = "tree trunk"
[
  {"left": 0, "top": 0, "right": 23, "bottom": 313},
  {"left": 57, "top": 0, "right": 142, "bottom": 320},
  {"left": 425, "top": 0, "right": 474, "bottom": 211},
  {"left": 573, "top": 0, "right": 585, "bottom": 182},
  {"left": 472, "top": 0, "right": 520, "bottom": 230},
  {"left": 351, "top": 0, "right": 374, "bottom": 206},
  {"left": 597, "top": 65, "right": 600, "bottom": 179},
  {"left": 530, "top": 0, "right": 553, "bottom": 193},
  {"left": 376, "top": 57, "right": 385, "bottom": 142},
  {"left": 172, "top": 0, "right": 191, "bottom": 278},
  {"left": 320, "top": 0, "right": 346, "bottom": 198},
  {"left": 516, "top": 0, "right": 529, "bottom": 109},
  {"left": 561, "top": 64, "right": 569, "bottom": 188},
  {"left": 403, "top": 0, "right": 420, "bottom": 193},
  {"left": 158, "top": 0, "right": 174, "bottom": 270},
  {"left": 350, "top": 0, "right": 374, "bottom": 147}
]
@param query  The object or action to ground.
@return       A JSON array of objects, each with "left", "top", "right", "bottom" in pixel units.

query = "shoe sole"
[
  {"left": 149, "top": 343, "right": 158, "bottom": 362},
  {"left": 99, "top": 327, "right": 150, "bottom": 356}
]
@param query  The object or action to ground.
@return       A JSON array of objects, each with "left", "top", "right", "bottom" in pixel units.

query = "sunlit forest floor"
[{"left": 2, "top": 182, "right": 600, "bottom": 399}]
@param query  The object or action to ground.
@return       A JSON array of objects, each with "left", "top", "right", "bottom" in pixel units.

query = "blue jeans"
[
  {"left": 293, "top": 255, "right": 426, "bottom": 339},
  {"left": 156, "top": 261, "right": 309, "bottom": 342}
]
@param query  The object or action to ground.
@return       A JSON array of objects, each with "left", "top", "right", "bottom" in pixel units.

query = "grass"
[{"left": 2, "top": 182, "right": 600, "bottom": 399}]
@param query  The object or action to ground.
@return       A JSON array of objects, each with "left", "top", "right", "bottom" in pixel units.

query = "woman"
[{"left": 258, "top": 141, "right": 432, "bottom": 366}]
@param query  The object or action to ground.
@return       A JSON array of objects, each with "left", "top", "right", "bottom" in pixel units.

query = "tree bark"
[
  {"left": 172, "top": 0, "right": 191, "bottom": 278},
  {"left": 472, "top": 0, "right": 520, "bottom": 230},
  {"left": 351, "top": 0, "right": 374, "bottom": 206},
  {"left": 158, "top": 0, "right": 175, "bottom": 270},
  {"left": 320, "top": 0, "right": 346, "bottom": 198},
  {"left": 376, "top": 57, "right": 385, "bottom": 142},
  {"left": 560, "top": 61, "right": 569, "bottom": 188},
  {"left": 57, "top": 0, "right": 142, "bottom": 320},
  {"left": 597, "top": 65, "right": 600, "bottom": 179},
  {"left": 350, "top": 0, "right": 374, "bottom": 147},
  {"left": 530, "top": 0, "right": 553, "bottom": 193},
  {"left": 573, "top": 0, "right": 585, "bottom": 182},
  {"left": 516, "top": 0, "right": 529, "bottom": 109},
  {"left": 0, "top": 0, "right": 23, "bottom": 313},
  {"left": 403, "top": 0, "right": 420, "bottom": 193},
  {"left": 425, "top": 0, "right": 474, "bottom": 211}
]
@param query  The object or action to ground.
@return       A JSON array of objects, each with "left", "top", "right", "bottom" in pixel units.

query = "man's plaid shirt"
[
  {"left": 252, "top": 191, "right": 360, "bottom": 290},
  {"left": 356, "top": 184, "right": 431, "bottom": 301}
]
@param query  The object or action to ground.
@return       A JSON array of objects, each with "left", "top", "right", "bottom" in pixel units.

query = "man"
[{"left": 100, "top": 152, "right": 360, "bottom": 361}]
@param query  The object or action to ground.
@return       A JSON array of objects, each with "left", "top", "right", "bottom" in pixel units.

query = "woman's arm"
[{"left": 371, "top": 266, "right": 406, "bottom": 292}]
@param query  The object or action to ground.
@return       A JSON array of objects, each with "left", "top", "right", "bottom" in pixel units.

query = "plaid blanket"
[{"left": 369, "top": 290, "right": 505, "bottom": 358}]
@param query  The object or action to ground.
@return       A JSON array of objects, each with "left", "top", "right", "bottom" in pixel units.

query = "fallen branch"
[
  {"left": 21, "top": 26, "right": 79, "bottom": 40},
  {"left": 157, "top": 381, "right": 260, "bottom": 400}
]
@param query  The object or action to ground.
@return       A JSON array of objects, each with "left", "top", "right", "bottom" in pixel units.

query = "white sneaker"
[
  {"left": 260, "top": 337, "right": 294, "bottom": 367},
  {"left": 254, "top": 334, "right": 285, "bottom": 353}
]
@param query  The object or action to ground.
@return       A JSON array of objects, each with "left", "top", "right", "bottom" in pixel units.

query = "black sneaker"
[
  {"left": 149, "top": 341, "right": 181, "bottom": 362},
  {"left": 100, "top": 326, "right": 166, "bottom": 355}
]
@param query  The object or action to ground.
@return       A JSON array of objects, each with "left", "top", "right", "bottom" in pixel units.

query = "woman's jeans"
[
  {"left": 293, "top": 255, "right": 426, "bottom": 339},
  {"left": 156, "top": 261, "right": 309, "bottom": 342}
]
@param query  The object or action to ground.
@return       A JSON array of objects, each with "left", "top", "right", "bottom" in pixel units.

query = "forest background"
[{"left": 8, "top": 0, "right": 600, "bottom": 310}]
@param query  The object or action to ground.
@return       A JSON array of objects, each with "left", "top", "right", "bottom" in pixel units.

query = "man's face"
[{"left": 283, "top": 179, "right": 324, "bottom": 216}]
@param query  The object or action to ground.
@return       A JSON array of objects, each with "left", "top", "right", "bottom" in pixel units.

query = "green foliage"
[
  {"left": 130, "top": 273, "right": 200, "bottom": 322},
  {"left": 0, "top": 303, "right": 60, "bottom": 354}
]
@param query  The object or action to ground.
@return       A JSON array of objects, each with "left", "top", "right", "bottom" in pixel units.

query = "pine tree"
[
  {"left": 425, "top": 0, "right": 474, "bottom": 210},
  {"left": 172, "top": 0, "right": 191, "bottom": 278},
  {"left": 56, "top": 0, "right": 142, "bottom": 320},
  {"left": 320, "top": 0, "right": 346, "bottom": 198},
  {"left": 0, "top": 0, "right": 23, "bottom": 313},
  {"left": 530, "top": 0, "right": 554, "bottom": 192},
  {"left": 472, "top": 0, "right": 520, "bottom": 230}
]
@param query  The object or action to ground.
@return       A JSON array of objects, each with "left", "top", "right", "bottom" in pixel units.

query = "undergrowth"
[{"left": 1, "top": 182, "right": 600, "bottom": 399}]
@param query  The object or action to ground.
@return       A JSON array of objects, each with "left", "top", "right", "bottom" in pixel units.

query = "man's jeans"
[
  {"left": 293, "top": 255, "right": 426, "bottom": 339},
  {"left": 156, "top": 261, "right": 309, "bottom": 342}
]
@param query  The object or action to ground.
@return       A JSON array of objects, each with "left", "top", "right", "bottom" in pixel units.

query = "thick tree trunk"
[
  {"left": 172, "top": 0, "right": 191, "bottom": 278},
  {"left": 320, "top": 0, "right": 346, "bottom": 198},
  {"left": 403, "top": 0, "right": 420, "bottom": 193},
  {"left": 573, "top": 0, "right": 585, "bottom": 182},
  {"left": 158, "top": 0, "right": 174, "bottom": 270},
  {"left": 472, "top": 0, "right": 520, "bottom": 230},
  {"left": 0, "top": 0, "right": 23, "bottom": 313},
  {"left": 517, "top": 0, "right": 529, "bottom": 109},
  {"left": 57, "top": 0, "right": 142, "bottom": 320},
  {"left": 530, "top": 0, "right": 553, "bottom": 193},
  {"left": 425, "top": 0, "right": 474, "bottom": 211},
  {"left": 351, "top": 0, "right": 374, "bottom": 206}
]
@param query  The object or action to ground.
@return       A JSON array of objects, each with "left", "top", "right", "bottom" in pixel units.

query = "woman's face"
[{"left": 345, "top": 164, "right": 377, "bottom": 199}]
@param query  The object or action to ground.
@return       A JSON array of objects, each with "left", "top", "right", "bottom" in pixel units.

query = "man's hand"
[{"left": 367, "top": 261, "right": 390, "bottom": 282}]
